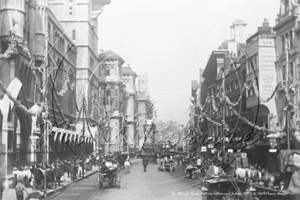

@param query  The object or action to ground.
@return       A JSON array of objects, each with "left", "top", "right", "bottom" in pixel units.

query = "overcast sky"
[{"left": 97, "top": 0, "right": 280, "bottom": 125}]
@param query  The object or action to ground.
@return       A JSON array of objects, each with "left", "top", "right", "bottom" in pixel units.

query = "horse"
[
  {"left": 249, "top": 166, "right": 262, "bottom": 183},
  {"left": 235, "top": 168, "right": 251, "bottom": 182}
]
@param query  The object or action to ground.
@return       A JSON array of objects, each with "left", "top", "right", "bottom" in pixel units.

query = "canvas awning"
[{"left": 52, "top": 127, "right": 94, "bottom": 144}]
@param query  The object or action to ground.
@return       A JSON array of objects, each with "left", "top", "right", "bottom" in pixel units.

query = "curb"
[{"left": 46, "top": 170, "right": 98, "bottom": 198}]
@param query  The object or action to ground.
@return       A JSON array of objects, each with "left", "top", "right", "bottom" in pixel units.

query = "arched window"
[{"left": 72, "top": 30, "right": 76, "bottom": 40}]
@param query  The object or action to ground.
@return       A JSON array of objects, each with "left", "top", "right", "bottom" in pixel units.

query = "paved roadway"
[{"left": 49, "top": 159, "right": 203, "bottom": 200}]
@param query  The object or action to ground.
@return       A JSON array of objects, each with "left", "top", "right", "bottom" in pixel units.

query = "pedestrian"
[
  {"left": 23, "top": 166, "right": 32, "bottom": 188},
  {"left": 18, "top": 167, "right": 25, "bottom": 183},
  {"left": 0, "top": 178, "right": 3, "bottom": 200},
  {"left": 142, "top": 156, "right": 149, "bottom": 172},
  {"left": 186, "top": 162, "right": 194, "bottom": 179},
  {"left": 54, "top": 164, "right": 61, "bottom": 187},
  {"left": 34, "top": 165, "right": 44, "bottom": 189},
  {"left": 177, "top": 154, "right": 180, "bottom": 165},
  {"left": 47, "top": 165, "right": 55, "bottom": 189},
  {"left": 59, "top": 164, "right": 65, "bottom": 182},
  {"left": 12, "top": 167, "right": 19, "bottom": 188},
  {"left": 70, "top": 162, "right": 76, "bottom": 181},
  {"left": 15, "top": 180, "right": 28, "bottom": 200},
  {"left": 124, "top": 159, "right": 130, "bottom": 174},
  {"left": 77, "top": 161, "right": 83, "bottom": 177}
]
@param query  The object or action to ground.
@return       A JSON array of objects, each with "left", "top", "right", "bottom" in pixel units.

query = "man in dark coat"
[
  {"left": 46, "top": 166, "right": 55, "bottom": 189},
  {"left": 54, "top": 164, "right": 62, "bottom": 187},
  {"left": 34, "top": 165, "right": 44, "bottom": 189},
  {"left": 65, "top": 160, "right": 71, "bottom": 178},
  {"left": 70, "top": 162, "right": 76, "bottom": 181},
  {"left": 142, "top": 156, "right": 149, "bottom": 172}
]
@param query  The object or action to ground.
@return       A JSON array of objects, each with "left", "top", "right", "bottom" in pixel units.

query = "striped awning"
[{"left": 52, "top": 127, "right": 94, "bottom": 144}]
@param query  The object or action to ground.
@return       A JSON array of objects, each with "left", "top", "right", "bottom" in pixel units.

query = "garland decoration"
[
  {"left": 201, "top": 112, "right": 222, "bottom": 127},
  {"left": 211, "top": 96, "right": 219, "bottom": 112},
  {"left": 67, "top": 82, "right": 79, "bottom": 112},
  {"left": 48, "top": 74, "right": 67, "bottom": 122},
  {"left": 260, "top": 83, "right": 280, "bottom": 103},
  {"left": 252, "top": 77, "right": 259, "bottom": 97},
  {"left": 229, "top": 106, "right": 268, "bottom": 131},
  {"left": 57, "top": 76, "right": 70, "bottom": 96}
]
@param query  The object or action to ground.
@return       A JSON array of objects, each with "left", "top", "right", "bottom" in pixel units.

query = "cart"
[
  {"left": 98, "top": 167, "right": 121, "bottom": 189},
  {"left": 158, "top": 159, "right": 175, "bottom": 172},
  {"left": 201, "top": 176, "right": 248, "bottom": 200}
]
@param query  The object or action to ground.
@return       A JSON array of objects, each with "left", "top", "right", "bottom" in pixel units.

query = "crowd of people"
[{"left": 4, "top": 154, "right": 98, "bottom": 199}]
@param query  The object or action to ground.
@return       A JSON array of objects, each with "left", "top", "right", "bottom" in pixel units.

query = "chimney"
[{"left": 263, "top": 19, "right": 269, "bottom": 27}]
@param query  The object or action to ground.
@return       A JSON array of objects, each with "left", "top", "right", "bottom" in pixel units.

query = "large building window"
[
  {"left": 290, "top": 30, "right": 293, "bottom": 48},
  {"left": 72, "top": 30, "right": 76, "bottom": 40},
  {"left": 282, "top": 65, "right": 286, "bottom": 81},
  {"left": 282, "top": 35, "right": 285, "bottom": 52},
  {"left": 290, "top": 62, "right": 294, "bottom": 78}
]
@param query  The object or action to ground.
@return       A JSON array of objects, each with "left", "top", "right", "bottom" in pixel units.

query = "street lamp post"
[{"left": 30, "top": 135, "right": 39, "bottom": 191}]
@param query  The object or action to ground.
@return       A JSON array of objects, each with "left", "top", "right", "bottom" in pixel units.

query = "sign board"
[
  {"left": 258, "top": 39, "right": 277, "bottom": 101},
  {"left": 201, "top": 146, "right": 207, "bottom": 152},
  {"left": 228, "top": 149, "right": 233, "bottom": 153},
  {"left": 269, "top": 149, "right": 277, "bottom": 153}
]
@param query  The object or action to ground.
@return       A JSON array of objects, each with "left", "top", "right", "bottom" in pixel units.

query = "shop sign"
[
  {"left": 258, "top": 41, "right": 277, "bottom": 101},
  {"left": 269, "top": 149, "right": 277, "bottom": 153}
]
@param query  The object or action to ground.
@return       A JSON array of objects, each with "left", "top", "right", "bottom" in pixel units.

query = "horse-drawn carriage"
[
  {"left": 250, "top": 149, "right": 300, "bottom": 200},
  {"left": 98, "top": 162, "right": 121, "bottom": 189},
  {"left": 158, "top": 157, "right": 175, "bottom": 172}
]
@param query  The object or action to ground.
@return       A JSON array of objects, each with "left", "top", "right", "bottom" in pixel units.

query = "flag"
[{"left": 0, "top": 78, "right": 22, "bottom": 117}]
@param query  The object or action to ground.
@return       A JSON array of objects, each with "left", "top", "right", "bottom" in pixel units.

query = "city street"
[{"left": 49, "top": 159, "right": 203, "bottom": 200}]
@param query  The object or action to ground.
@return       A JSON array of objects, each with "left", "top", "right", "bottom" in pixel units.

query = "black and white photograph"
[{"left": 0, "top": 0, "right": 300, "bottom": 200}]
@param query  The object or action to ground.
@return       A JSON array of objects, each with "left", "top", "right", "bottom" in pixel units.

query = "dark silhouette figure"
[{"left": 142, "top": 156, "right": 148, "bottom": 172}]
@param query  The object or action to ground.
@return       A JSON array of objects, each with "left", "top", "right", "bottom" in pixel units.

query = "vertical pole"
[
  {"left": 222, "top": 56, "right": 226, "bottom": 157},
  {"left": 82, "top": 97, "right": 85, "bottom": 177},
  {"left": 43, "top": 44, "right": 49, "bottom": 197},
  {"left": 285, "top": 39, "right": 290, "bottom": 150},
  {"left": 33, "top": 144, "right": 36, "bottom": 190}
]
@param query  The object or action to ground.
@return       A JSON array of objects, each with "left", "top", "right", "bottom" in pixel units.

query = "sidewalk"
[{"left": 2, "top": 166, "right": 99, "bottom": 199}]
